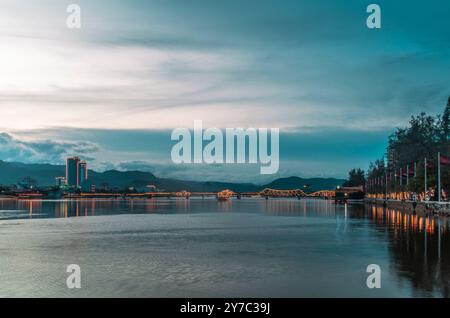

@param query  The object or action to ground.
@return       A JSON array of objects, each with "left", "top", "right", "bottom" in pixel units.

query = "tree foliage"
[
  {"left": 367, "top": 97, "right": 450, "bottom": 193},
  {"left": 343, "top": 168, "right": 365, "bottom": 187}
]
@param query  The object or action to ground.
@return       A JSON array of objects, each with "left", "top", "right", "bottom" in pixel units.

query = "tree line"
[{"left": 344, "top": 96, "right": 450, "bottom": 195}]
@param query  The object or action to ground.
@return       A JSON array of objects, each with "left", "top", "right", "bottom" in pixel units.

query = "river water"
[{"left": 0, "top": 198, "right": 449, "bottom": 297}]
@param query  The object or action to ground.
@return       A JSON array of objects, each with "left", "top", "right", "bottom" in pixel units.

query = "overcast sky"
[{"left": 0, "top": 0, "right": 449, "bottom": 183}]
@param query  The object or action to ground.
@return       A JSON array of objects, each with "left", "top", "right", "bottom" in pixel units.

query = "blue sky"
[{"left": 0, "top": 0, "right": 449, "bottom": 182}]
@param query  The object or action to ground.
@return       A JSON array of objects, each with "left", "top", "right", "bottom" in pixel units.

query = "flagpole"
[
  {"left": 406, "top": 164, "right": 409, "bottom": 185},
  {"left": 385, "top": 172, "right": 388, "bottom": 200},
  {"left": 424, "top": 158, "right": 427, "bottom": 199},
  {"left": 414, "top": 162, "right": 417, "bottom": 178},
  {"left": 400, "top": 168, "right": 402, "bottom": 186},
  {"left": 438, "top": 152, "right": 441, "bottom": 202}
]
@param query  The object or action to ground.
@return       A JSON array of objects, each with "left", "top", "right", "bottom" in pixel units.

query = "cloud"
[
  {"left": 1, "top": 0, "right": 449, "bottom": 132},
  {"left": 115, "top": 160, "right": 269, "bottom": 183},
  {"left": 7, "top": 126, "right": 391, "bottom": 181},
  {"left": 116, "top": 160, "right": 156, "bottom": 172},
  {"left": 0, "top": 1, "right": 449, "bottom": 181},
  {"left": 0, "top": 132, "right": 99, "bottom": 164}
]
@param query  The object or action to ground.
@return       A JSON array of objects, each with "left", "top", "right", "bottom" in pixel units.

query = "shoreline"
[
  {"left": 364, "top": 198, "right": 450, "bottom": 216},
  {"left": 0, "top": 196, "right": 319, "bottom": 201}
]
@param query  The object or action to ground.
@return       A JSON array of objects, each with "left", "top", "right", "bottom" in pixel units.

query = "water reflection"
[
  {"left": 1, "top": 198, "right": 450, "bottom": 296},
  {"left": 358, "top": 204, "right": 450, "bottom": 297},
  {"left": 0, "top": 198, "right": 340, "bottom": 219}
]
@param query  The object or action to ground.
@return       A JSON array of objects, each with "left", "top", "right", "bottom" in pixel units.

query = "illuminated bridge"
[
  {"left": 70, "top": 188, "right": 310, "bottom": 200},
  {"left": 258, "top": 188, "right": 306, "bottom": 198},
  {"left": 309, "top": 190, "right": 336, "bottom": 198}
]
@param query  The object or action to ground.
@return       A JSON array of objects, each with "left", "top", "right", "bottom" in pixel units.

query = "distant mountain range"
[{"left": 0, "top": 160, "right": 345, "bottom": 192}]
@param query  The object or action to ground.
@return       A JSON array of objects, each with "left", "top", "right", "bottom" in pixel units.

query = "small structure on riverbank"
[{"left": 335, "top": 186, "right": 364, "bottom": 203}]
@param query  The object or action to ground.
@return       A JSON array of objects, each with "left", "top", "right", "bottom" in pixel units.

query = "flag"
[
  {"left": 440, "top": 154, "right": 450, "bottom": 166},
  {"left": 408, "top": 165, "right": 415, "bottom": 175}
]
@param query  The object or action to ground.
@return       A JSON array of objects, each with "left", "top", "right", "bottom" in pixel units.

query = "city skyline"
[
  {"left": 66, "top": 156, "right": 88, "bottom": 187},
  {"left": 0, "top": 0, "right": 449, "bottom": 182}
]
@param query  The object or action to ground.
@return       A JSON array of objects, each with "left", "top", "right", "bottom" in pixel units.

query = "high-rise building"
[
  {"left": 66, "top": 156, "right": 80, "bottom": 187},
  {"left": 66, "top": 157, "right": 89, "bottom": 188},
  {"left": 79, "top": 161, "right": 88, "bottom": 186}
]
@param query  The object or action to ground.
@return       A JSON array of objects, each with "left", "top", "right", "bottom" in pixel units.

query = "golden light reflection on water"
[
  {"left": 4, "top": 198, "right": 230, "bottom": 219},
  {"left": 3, "top": 197, "right": 341, "bottom": 219},
  {"left": 368, "top": 204, "right": 448, "bottom": 235},
  {"left": 4, "top": 198, "right": 449, "bottom": 233},
  {"left": 365, "top": 203, "right": 450, "bottom": 297},
  {"left": 2, "top": 198, "right": 450, "bottom": 296}
]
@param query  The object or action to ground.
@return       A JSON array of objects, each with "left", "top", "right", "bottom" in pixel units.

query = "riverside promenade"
[{"left": 365, "top": 197, "right": 450, "bottom": 216}]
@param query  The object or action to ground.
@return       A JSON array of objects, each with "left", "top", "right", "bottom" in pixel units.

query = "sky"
[{"left": 0, "top": 0, "right": 449, "bottom": 183}]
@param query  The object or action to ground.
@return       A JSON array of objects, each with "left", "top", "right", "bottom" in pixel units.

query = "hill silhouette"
[{"left": 0, "top": 160, "right": 344, "bottom": 192}]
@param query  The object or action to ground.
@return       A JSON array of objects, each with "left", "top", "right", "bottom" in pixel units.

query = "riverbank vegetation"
[{"left": 346, "top": 97, "right": 450, "bottom": 198}]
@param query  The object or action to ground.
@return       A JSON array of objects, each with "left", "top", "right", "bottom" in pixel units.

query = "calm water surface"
[{"left": 0, "top": 198, "right": 449, "bottom": 297}]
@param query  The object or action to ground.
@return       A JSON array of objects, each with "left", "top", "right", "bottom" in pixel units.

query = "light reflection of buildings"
[
  {"left": 256, "top": 198, "right": 336, "bottom": 217},
  {"left": 366, "top": 204, "right": 450, "bottom": 297},
  {"left": 6, "top": 196, "right": 450, "bottom": 296},
  {"left": 49, "top": 199, "right": 161, "bottom": 218},
  {"left": 15, "top": 200, "right": 43, "bottom": 218}
]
